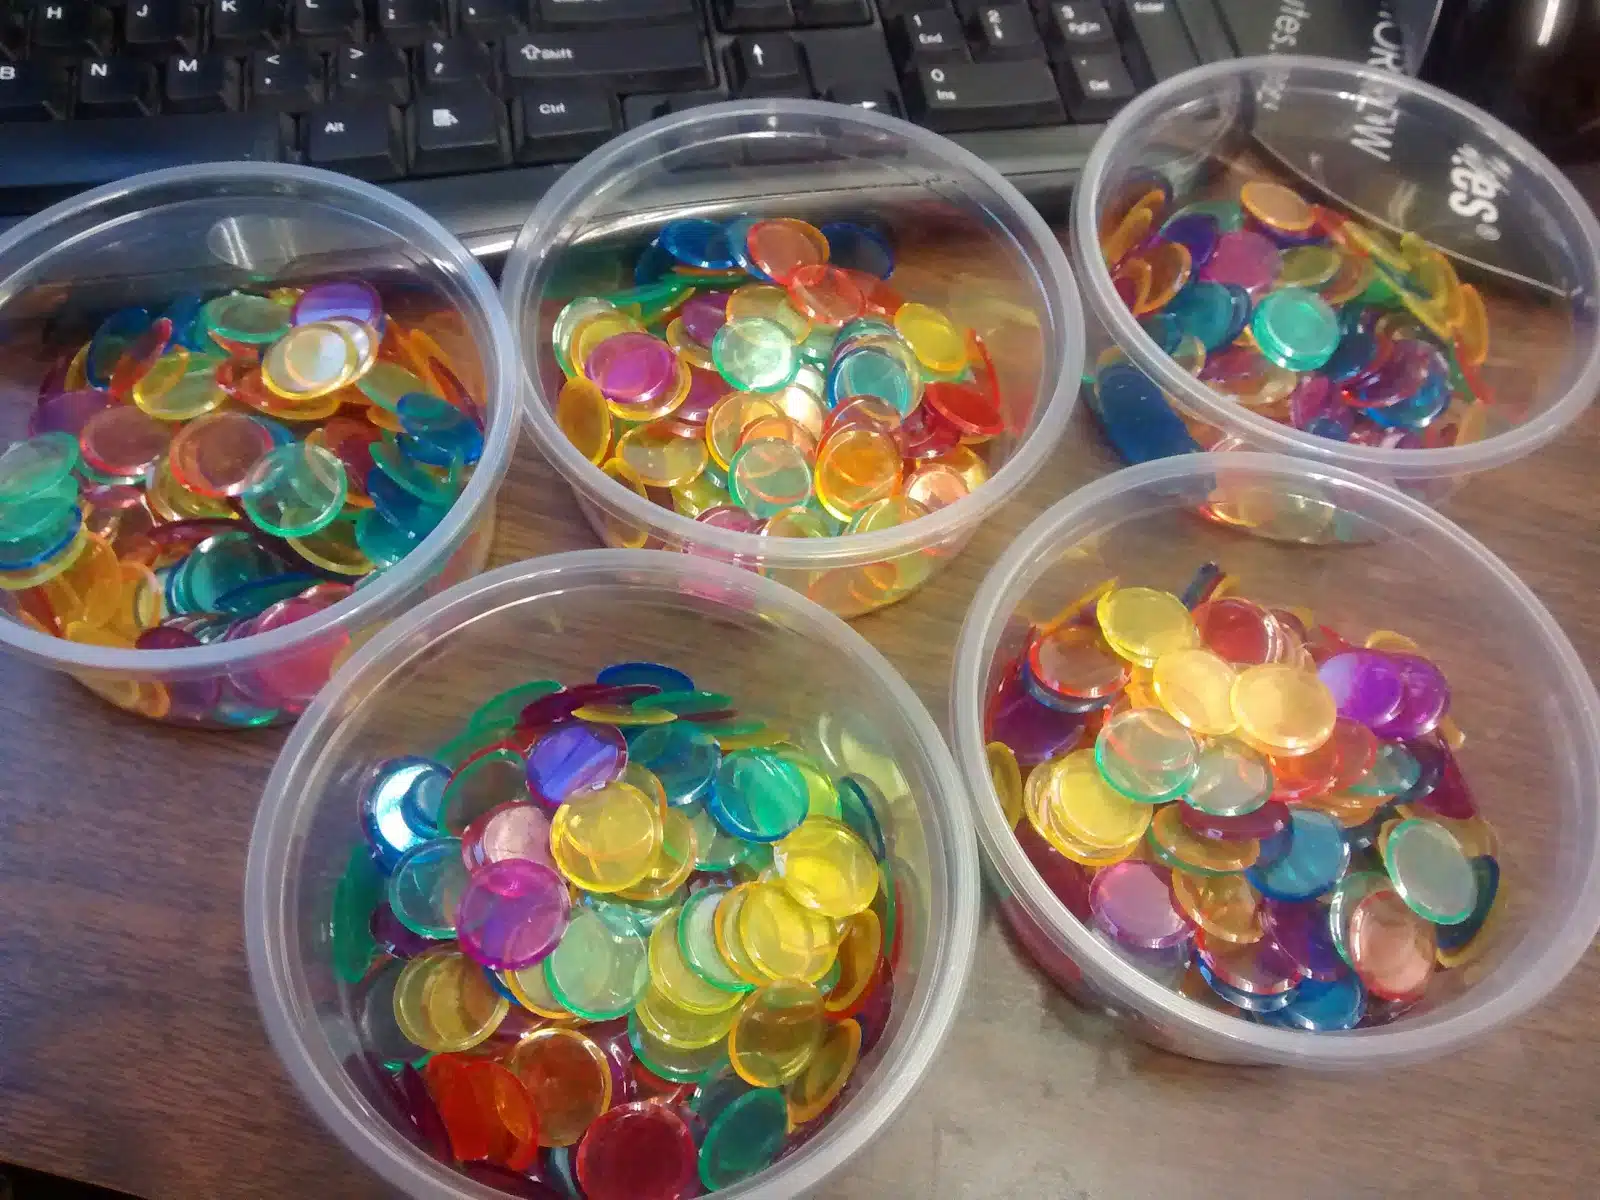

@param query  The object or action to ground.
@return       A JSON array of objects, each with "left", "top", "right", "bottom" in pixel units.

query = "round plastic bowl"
[
  {"left": 503, "top": 99, "right": 1083, "bottom": 619},
  {"left": 245, "top": 549, "right": 980, "bottom": 1196},
  {"left": 1072, "top": 56, "right": 1600, "bottom": 503},
  {"left": 0, "top": 164, "right": 518, "bottom": 727},
  {"left": 951, "top": 452, "right": 1600, "bottom": 1067}
]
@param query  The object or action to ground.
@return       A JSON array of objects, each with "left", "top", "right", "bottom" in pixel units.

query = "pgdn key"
[{"left": 905, "top": 60, "right": 1063, "bottom": 132}]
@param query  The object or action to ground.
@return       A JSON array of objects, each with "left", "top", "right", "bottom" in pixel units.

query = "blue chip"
[
  {"left": 635, "top": 239, "right": 676, "bottom": 285},
  {"left": 723, "top": 215, "right": 770, "bottom": 282},
  {"left": 1219, "top": 283, "right": 1253, "bottom": 343},
  {"left": 360, "top": 755, "right": 450, "bottom": 868},
  {"left": 85, "top": 306, "right": 151, "bottom": 388},
  {"left": 596, "top": 661, "right": 695, "bottom": 693},
  {"left": 660, "top": 218, "right": 737, "bottom": 270},
  {"left": 837, "top": 775, "right": 889, "bottom": 860},
  {"left": 628, "top": 721, "right": 721, "bottom": 807},
  {"left": 366, "top": 467, "right": 451, "bottom": 541},
  {"left": 827, "top": 345, "right": 917, "bottom": 414},
  {"left": 820, "top": 221, "right": 894, "bottom": 279},
  {"left": 249, "top": 414, "right": 297, "bottom": 447},
  {"left": 1305, "top": 414, "right": 1352, "bottom": 441},
  {"left": 213, "top": 570, "right": 323, "bottom": 616},
  {"left": 1365, "top": 371, "right": 1450, "bottom": 429},
  {"left": 1164, "top": 282, "right": 1237, "bottom": 352},
  {"left": 1260, "top": 971, "right": 1366, "bottom": 1031},
  {"left": 1247, "top": 809, "right": 1350, "bottom": 902},
  {"left": 1092, "top": 361, "right": 1200, "bottom": 465},
  {"left": 162, "top": 292, "right": 211, "bottom": 352},
  {"left": 1139, "top": 310, "right": 1183, "bottom": 354},
  {"left": 484, "top": 966, "right": 520, "bottom": 1006},
  {"left": 397, "top": 393, "right": 484, "bottom": 466},
  {"left": 1195, "top": 958, "right": 1299, "bottom": 1012},
  {"left": 1323, "top": 328, "right": 1379, "bottom": 382}
]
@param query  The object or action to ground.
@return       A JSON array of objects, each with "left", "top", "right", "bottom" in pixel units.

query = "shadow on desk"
[{"left": 2, "top": 1166, "right": 132, "bottom": 1199}]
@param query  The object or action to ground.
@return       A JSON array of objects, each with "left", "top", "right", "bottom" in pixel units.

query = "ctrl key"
[
  {"left": 904, "top": 60, "right": 1062, "bottom": 133},
  {"left": 511, "top": 85, "right": 618, "bottom": 164}
]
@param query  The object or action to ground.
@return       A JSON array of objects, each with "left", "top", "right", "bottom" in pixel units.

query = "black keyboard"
[{"left": 0, "top": 0, "right": 1419, "bottom": 255}]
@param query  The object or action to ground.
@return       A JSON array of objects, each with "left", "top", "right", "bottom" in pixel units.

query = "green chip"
[{"left": 1251, "top": 286, "right": 1340, "bottom": 372}]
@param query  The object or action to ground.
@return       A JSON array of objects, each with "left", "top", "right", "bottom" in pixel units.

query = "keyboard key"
[
  {"left": 1173, "top": 0, "right": 1235, "bottom": 62},
  {"left": 1056, "top": 49, "right": 1133, "bottom": 120},
  {"left": 31, "top": 3, "right": 114, "bottom": 56},
  {"left": 715, "top": 0, "right": 794, "bottom": 32},
  {"left": 726, "top": 35, "right": 805, "bottom": 95},
  {"left": 337, "top": 41, "right": 411, "bottom": 104},
  {"left": 621, "top": 89, "right": 722, "bottom": 128},
  {"left": 510, "top": 83, "right": 616, "bottom": 163},
  {"left": 537, "top": 0, "right": 698, "bottom": 25},
  {"left": 457, "top": 0, "right": 524, "bottom": 40},
  {"left": 826, "top": 81, "right": 901, "bottom": 115},
  {"left": 1112, "top": 0, "right": 1198, "bottom": 83},
  {"left": 799, "top": 25, "right": 898, "bottom": 99},
  {"left": 892, "top": 10, "right": 968, "bottom": 65},
  {"left": 210, "top": 0, "right": 284, "bottom": 50},
  {"left": 291, "top": 0, "right": 364, "bottom": 48},
  {"left": 903, "top": 58, "right": 1062, "bottom": 131},
  {"left": 793, "top": 0, "right": 870, "bottom": 26},
  {"left": 78, "top": 56, "right": 159, "bottom": 117},
  {"left": 249, "top": 46, "right": 325, "bottom": 112},
  {"left": 967, "top": 4, "right": 1041, "bottom": 59},
  {"left": 123, "top": 0, "right": 202, "bottom": 57},
  {"left": 0, "top": 112, "right": 286, "bottom": 210},
  {"left": 0, "top": 60, "right": 69, "bottom": 120},
  {"left": 419, "top": 36, "right": 495, "bottom": 92},
  {"left": 1040, "top": 2, "right": 1114, "bottom": 57},
  {"left": 409, "top": 85, "right": 511, "bottom": 175},
  {"left": 504, "top": 28, "right": 710, "bottom": 91},
  {"left": 166, "top": 52, "right": 244, "bottom": 111},
  {"left": 305, "top": 100, "right": 405, "bottom": 179},
  {"left": 377, "top": 0, "right": 447, "bottom": 46}
]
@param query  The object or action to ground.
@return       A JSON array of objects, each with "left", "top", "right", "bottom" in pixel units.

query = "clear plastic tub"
[
  {"left": 0, "top": 163, "right": 518, "bottom": 726},
  {"left": 1071, "top": 56, "right": 1600, "bottom": 503},
  {"left": 950, "top": 452, "right": 1600, "bottom": 1067},
  {"left": 503, "top": 99, "right": 1083, "bottom": 619},
  {"left": 244, "top": 548, "right": 980, "bottom": 1196}
]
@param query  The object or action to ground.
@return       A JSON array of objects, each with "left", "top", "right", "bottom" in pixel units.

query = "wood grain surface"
[{"left": 1, "top": 252, "right": 1599, "bottom": 1199}]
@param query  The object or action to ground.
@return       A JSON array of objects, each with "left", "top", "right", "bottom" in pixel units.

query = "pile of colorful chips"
[
  {"left": 332, "top": 662, "right": 901, "bottom": 1198},
  {"left": 551, "top": 215, "right": 1003, "bottom": 552},
  {"left": 0, "top": 282, "right": 485, "bottom": 723},
  {"left": 985, "top": 567, "right": 1498, "bottom": 1031},
  {"left": 1089, "top": 173, "right": 1492, "bottom": 464}
]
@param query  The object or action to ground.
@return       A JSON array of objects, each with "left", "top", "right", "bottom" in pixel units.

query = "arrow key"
[
  {"left": 249, "top": 46, "right": 325, "bottom": 113},
  {"left": 726, "top": 35, "right": 805, "bottom": 95},
  {"left": 419, "top": 36, "right": 497, "bottom": 94},
  {"left": 409, "top": 84, "right": 512, "bottom": 175},
  {"left": 967, "top": 4, "right": 1043, "bottom": 60}
]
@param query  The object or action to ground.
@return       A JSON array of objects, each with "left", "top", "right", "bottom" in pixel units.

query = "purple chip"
[
  {"left": 680, "top": 292, "right": 731, "bottom": 345},
  {"left": 987, "top": 662, "right": 1087, "bottom": 767},
  {"left": 1160, "top": 212, "right": 1221, "bottom": 269},
  {"left": 291, "top": 279, "right": 384, "bottom": 328},
  {"left": 524, "top": 720, "right": 627, "bottom": 807},
  {"left": 1179, "top": 798, "right": 1290, "bottom": 842},
  {"left": 1260, "top": 898, "right": 1344, "bottom": 982},
  {"left": 1372, "top": 653, "right": 1450, "bottom": 740},
  {"left": 1318, "top": 650, "right": 1406, "bottom": 729}
]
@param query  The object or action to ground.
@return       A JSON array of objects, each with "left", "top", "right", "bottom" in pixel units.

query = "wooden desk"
[{"left": 2, "top": 283, "right": 1598, "bottom": 1200}]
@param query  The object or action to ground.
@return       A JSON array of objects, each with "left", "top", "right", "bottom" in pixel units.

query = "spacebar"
[{"left": 0, "top": 112, "right": 289, "bottom": 213}]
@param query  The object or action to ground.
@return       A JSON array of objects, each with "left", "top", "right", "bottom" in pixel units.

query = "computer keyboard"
[{"left": 0, "top": 0, "right": 1415, "bottom": 255}]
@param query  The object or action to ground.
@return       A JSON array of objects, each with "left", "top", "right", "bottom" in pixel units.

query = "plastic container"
[
  {"left": 503, "top": 99, "right": 1083, "bottom": 619},
  {"left": 245, "top": 548, "right": 981, "bottom": 1196},
  {"left": 950, "top": 452, "right": 1600, "bottom": 1067},
  {"left": 0, "top": 163, "right": 518, "bottom": 726},
  {"left": 1072, "top": 55, "right": 1600, "bottom": 504}
]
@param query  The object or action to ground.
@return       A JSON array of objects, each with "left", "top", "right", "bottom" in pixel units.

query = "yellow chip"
[
  {"left": 1096, "top": 585, "right": 1199, "bottom": 665},
  {"left": 646, "top": 910, "right": 743, "bottom": 1017},
  {"left": 985, "top": 740, "right": 1024, "bottom": 828},
  {"left": 737, "top": 879, "right": 840, "bottom": 982},
  {"left": 1230, "top": 663, "right": 1337, "bottom": 756},
  {"left": 1151, "top": 646, "right": 1239, "bottom": 736},
  {"left": 893, "top": 302, "right": 967, "bottom": 374},
  {"left": 772, "top": 817, "right": 879, "bottom": 919},
  {"left": 549, "top": 781, "right": 664, "bottom": 893},
  {"left": 727, "top": 978, "right": 826, "bottom": 1087},
  {"left": 557, "top": 376, "right": 613, "bottom": 464}
]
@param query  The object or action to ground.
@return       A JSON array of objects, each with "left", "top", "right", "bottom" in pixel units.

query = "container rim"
[
  {"left": 502, "top": 98, "right": 1084, "bottom": 569},
  {"left": 1070, "top": 54, "right": 1600, "bottom": 483},
  {"left": 951, "top": 451, "right": 1600, "bottom": 1066},
  {"left": 0, "top": 161, "right": 519, "bottom": 677},
  {"left": 245, "top": 547, "right": 983, "bottom": 1197}
]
